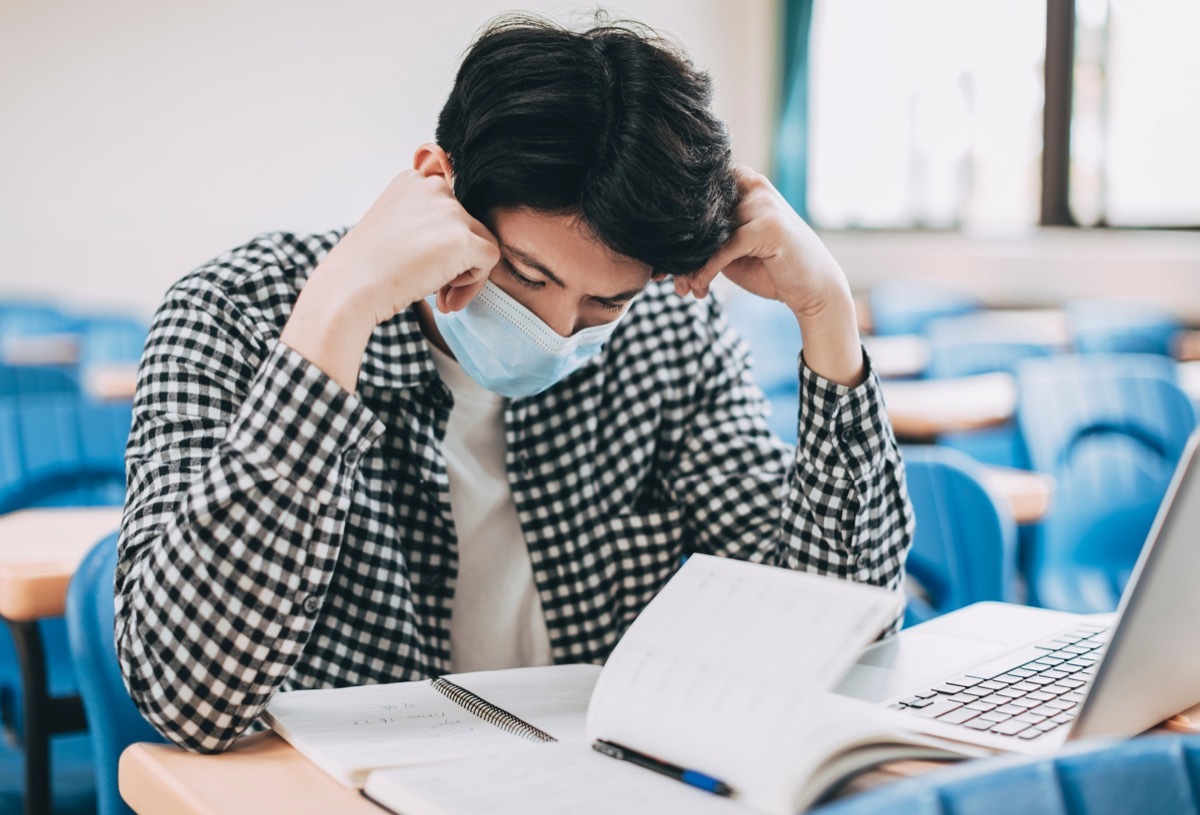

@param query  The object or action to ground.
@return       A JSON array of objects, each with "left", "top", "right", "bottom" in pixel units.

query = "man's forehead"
[{"left": 493, "top": 209, "right": 654, "bottom": 296}]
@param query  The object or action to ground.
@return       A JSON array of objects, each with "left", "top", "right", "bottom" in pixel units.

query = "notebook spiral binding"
[{"left": 430, "top": 677, "right": 558, "bottom": 744}]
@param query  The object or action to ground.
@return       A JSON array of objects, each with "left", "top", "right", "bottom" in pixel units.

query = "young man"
[{"left": 116, "top": 16, "right": 913, "bottom": 754}]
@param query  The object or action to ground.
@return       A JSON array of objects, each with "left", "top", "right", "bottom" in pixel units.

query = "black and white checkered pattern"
[{"left": 115, "top": 228, "right": 914, "bottom": 753}]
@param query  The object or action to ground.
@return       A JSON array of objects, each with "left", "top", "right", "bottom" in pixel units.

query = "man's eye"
[
  {"left": 594, "top": 300, "right": 625, "bottom": 313},
  {"left": 504, "top": 262, "right": 543, "bottom": 289}
]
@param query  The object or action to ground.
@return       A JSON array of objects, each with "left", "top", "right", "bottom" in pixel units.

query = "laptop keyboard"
[{"left": 890, "top": 624, "right": 1109, "bottom": 740}]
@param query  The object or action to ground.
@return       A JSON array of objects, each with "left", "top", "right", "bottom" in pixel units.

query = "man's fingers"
[
  {"left": 442, "top": 273, "right": 490, "bottom": 312},
  {"left": 439, "top": 254, "right": 495, "bottom": 312},
  {"left": 679, "top": 232, "right": 748, "bottom": 299}
]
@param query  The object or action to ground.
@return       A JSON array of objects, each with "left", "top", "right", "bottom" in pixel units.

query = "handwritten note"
[{"left": 263, "top": 664, "right": 600, "bottom": 787}]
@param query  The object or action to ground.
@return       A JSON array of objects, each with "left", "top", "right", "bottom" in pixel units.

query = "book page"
[
  {"left": 586, "top": 554, "right": 903, "bottom": 815},
  {"left": 443, "top": 664, "right": 601, "bottom": 745},
  {"left": 363, "top": 742, "right": 747, "bottom": 815},
  {"left": 264, "top": 665, "right": 597, "bottom": 787}
]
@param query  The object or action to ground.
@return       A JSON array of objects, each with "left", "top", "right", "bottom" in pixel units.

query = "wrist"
[
  {"left": 280, "top": 268, "right": 378, "bottom": 394},
  {"left": 788, "top": 275, "right": 854, "bottom": 325},
  {"left": 791, "top": 286, "right": 866, "bottom": 387}
]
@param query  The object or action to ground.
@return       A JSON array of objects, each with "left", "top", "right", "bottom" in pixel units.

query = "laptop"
[{"left": 835, "top": 429, "right": 1200, "bottom": 755}]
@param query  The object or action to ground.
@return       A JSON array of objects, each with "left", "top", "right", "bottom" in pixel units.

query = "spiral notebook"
[
  {"left": 265, "top": 555, "right": 967, "bottom": 815},
  {"left": 262, "top": 663, "right": 600, "bottom": 787}
]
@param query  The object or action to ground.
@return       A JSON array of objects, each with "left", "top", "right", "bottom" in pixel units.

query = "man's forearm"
[
  {"left": 792, "top": 283, "right": 866, "bottom": 388},
  {"left": 280, "top": 264, "right": 377, "bottom": 394}
]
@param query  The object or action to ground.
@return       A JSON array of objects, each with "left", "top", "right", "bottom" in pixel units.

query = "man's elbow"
[{"left": 115, "top": 617, "right": 249, "bottom": 755}]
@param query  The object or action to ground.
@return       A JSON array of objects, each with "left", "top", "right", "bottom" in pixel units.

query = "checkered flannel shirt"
[{"left": 115, "top": 228, "right": 914, "bottom": 754}]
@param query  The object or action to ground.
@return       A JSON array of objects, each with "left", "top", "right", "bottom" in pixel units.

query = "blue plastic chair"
[
  {"left": 0, "top": 734, "right": 95, "bottom": 814},
  {"left": 922, "top": 312, "right": 1057, "bottom": 469},
  {"left": 0, "top": 302, "right": 76, "bottom": 341},
  {"left": 1067, "top": 298, "right": 1183, "bottom": 357},
  {"left": 924, "top": 313, "right": 1057, "bottom": 380},
  {"left": 67, "top": 533, "right": 166, "bottom": 815},
  {"left": 868, "top": 281, "right": 978, "bottom": 337},
  {"left": 0, "top": 391, "right": 130, "bottom": 813},
  {"left": 0, "top": 364, "right": 81, "bottom": 398},
  {"left": 1016, "top": 355, "right": 1198, "bottom": 611},
  {"left": 811, "top": 732, "right": 1200, "bottom": 815},
  {"left": 721, "top": 293, "right": 803, "bottom": 444},
  {"left": 71, "top": 316, "right": 148, "bottom": 367},
  {"left": 900, "top": 446, "right": 1017, "bottom": 627},
  {"left": 0, "top": 392, "right": 131, "bottom": 513}
]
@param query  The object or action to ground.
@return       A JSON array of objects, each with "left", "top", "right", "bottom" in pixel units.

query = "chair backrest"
[
  {"left": 66, "top": 533, "right": 166, "bottom": 815},
  {"left": 1066, "top": 297, "right": 1182, "bottom": 356},
  {"left": 868, "top": 281, "right": 978, "bottom": 337},
  {"left": 0, "top": 301, "right": 75, "bottom": 340},
  {"left": 0, "top": 392, "right": 131, "bottom": 513},
  {"left": 1015, "top": 354, "right": 1198, "bottom": 611},
  {"left": 0, "top": 364, "right": 80, "bottom": 398},
  {"left": 719, "top": 293, "right": 803, "bottom": 444},
  {"left": 1016, "top": 355, "right": 1195, "bottom": 480},
  {"left": 924, "top": 313, "right": 1056, "bottom": 379},
  {"left": 73, "top": 316, "right": 149, "bottom": 366},
  {"left": 899, "top": 446, "right": 1017, "bottom": 626},
  {"left": 811, "top": 732, "right": 1200, "bottom": 815}
]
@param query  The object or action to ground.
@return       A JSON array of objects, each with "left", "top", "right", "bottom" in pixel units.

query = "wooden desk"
[
  {"left": 882, "top": 372, "right": 1018, "bottom": 440},
  {"left": 119, "top": 708, "right": 1200, "bottom": 815},
  {"left": 0, "top": 507, "right": 123, "bottom": 621},
  {"left": 863, "top": 335, "right": 930, "bottom": 380},
  {"left": 0, "top": 507, "right": 124, "bottom": 815},
  {"left": 119, "top": 731, "right": 940, "bottom": 815},
  {"left": 1180, "top": 360, "right": 1200, "bottom": 404},
  {"left": 0, "top": 333, "right": 80, "bottom": 366},
  {"left": 979, "top": 466, "right": 1055, "bottom": 525},
  {"left": 1175, "top": 330, "right": 1200, "bottom": 362},
  {"left": 84, "top": 362, "right": 139, "bottom": 402},
  {"left": 121, "top": 732, "right": 381, "bottom": 815},
  {"left": 945, "top": 309, "right": 1072, "bottom": 348}
]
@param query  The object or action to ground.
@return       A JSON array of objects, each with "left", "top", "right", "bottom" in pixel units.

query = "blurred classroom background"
[{"left": 0, "top": 1, "right": 1198, "bottom": 813}]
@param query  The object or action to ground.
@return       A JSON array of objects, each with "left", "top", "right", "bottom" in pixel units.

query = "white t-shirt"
[{"left": 427, "top": 342, "right": 553, "bottom": 672}]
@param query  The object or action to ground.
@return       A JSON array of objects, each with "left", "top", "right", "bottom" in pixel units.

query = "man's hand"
[
  {"left": 676, "top": 167, "right": 866, "bottom": 386},
  {"left": 280, "top": 171, "right": 501, "bottom": 393},
  {"left": 321, "top": 171, "right": 501, "bottom": 321}
]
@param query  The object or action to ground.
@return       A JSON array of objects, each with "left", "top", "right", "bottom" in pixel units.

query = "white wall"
[
  {"left": 5, "top": 2, "right": 1198, "bottom": 326},
  {"left": 0, "top": 1, "right": 779, "bottom": 319},
  {"left": 822, "top": 227, "right": 1200, "bottom": 322}
]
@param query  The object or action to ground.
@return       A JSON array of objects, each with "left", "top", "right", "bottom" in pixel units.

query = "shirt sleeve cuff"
[
  {"left": 796, "top": 346, "right": 895, "bottom": 484},
  {"left": 225, "top": 341, "right": 386, "bottom": 498}
]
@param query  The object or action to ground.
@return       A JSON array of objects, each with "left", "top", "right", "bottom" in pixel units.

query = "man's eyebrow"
[
  {"left": 505, "top": 245, "right": 568, "bottom": 288},
  {"left": 504, "top": 244, "right": 645, "bottom": 302}
]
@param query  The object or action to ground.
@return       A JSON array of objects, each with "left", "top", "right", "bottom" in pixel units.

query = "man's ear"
[{"left": 413, "top": 143, "right": 454, "bottom": 181}]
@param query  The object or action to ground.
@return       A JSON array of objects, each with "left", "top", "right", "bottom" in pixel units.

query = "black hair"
[{"left": 436, "top": 13, "right": 738, "bottom": 277}]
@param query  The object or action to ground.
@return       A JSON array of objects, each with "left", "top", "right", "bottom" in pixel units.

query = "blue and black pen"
[{"left": 592, "top": 739, "right": 736, "bottom": 797}]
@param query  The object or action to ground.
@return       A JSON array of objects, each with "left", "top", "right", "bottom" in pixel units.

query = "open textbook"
[{"left": 264, "top": 555, "right": 982, "bottom": 815}]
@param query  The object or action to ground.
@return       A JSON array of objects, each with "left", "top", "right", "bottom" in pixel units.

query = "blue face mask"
[{"left": 427, "top": 281, "right": 630, "bottom": 399}]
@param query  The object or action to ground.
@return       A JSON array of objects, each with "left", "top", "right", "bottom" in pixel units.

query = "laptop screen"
[{"left": 1071, "top": 430, "right": 1200, "bottom": 740}]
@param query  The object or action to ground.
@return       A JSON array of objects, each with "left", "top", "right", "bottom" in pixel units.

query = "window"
[
  {"left": 801, "top": 0, "right": 1200, "bottom": 230},
  {"left": 1071, "top": 0, "right": 1200, "bottom": 226}
]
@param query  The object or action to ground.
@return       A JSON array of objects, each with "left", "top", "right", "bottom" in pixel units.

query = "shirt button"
[
  {"left": 300, "top": 594, "right": 321, "bottom": 614},
  {"left": 344, "top": 448, "right": 361, "bottom": 467},
  {"left": 839, "top": 429, "right": 855, "bottom": 444}
]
